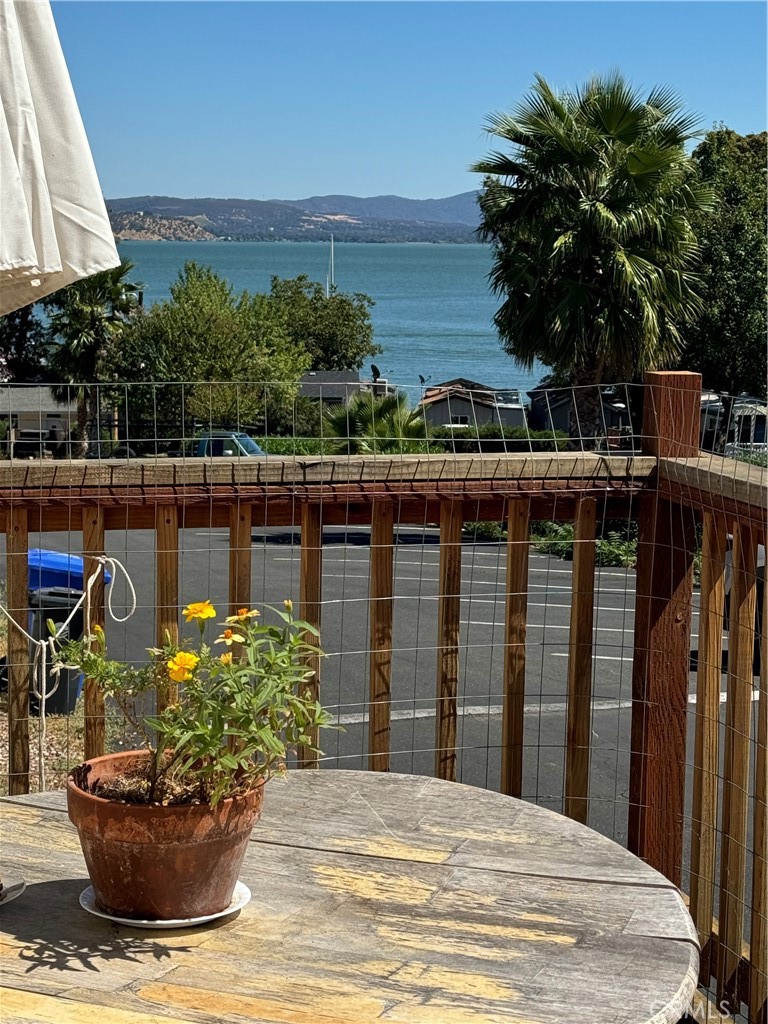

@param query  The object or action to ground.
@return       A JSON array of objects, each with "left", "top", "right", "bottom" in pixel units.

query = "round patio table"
[{"left": 0, "top": 770, "right": 698, "bottom": 1024}]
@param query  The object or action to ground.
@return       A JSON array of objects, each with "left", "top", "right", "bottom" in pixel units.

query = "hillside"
[{"left": 106, "top": 192, "right": 479, "bottom": 243}]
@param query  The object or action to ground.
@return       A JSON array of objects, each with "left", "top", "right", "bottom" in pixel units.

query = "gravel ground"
[{"left": 0, "top": 702, "right": 85, "bottom": 794}]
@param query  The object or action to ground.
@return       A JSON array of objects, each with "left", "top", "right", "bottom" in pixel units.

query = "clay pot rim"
[{"left": 67, "top": 749, "right": 266, "bottom": 812}]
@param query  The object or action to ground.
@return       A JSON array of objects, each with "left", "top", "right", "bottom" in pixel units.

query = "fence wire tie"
[{"left": 0, "top": 555, "right": 137, "bottom": 791}]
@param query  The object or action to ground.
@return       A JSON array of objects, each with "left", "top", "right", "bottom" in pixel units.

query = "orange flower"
[
  {"left": 219, "top": 652, "right": 233, "bottom": 665},
  {"left": 183, "top": 600, "right": 216, "bottom": 623},
  {"left": 167, "top": 651, "right": 199, "bottom": 682},
  {"left": 224, "top": 607, "right": 260, "bottom": 623},
  {"left": 215, "top": 628, "right": 246, "bottom": 647}
]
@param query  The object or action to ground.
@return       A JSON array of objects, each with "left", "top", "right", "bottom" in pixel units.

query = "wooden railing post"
[
  {"left": 501, "top": 498, "right": 530, "bottom": 797},
  {"left": 6, "top": 507, "right": 29, "bottom": 794},
  {"left": 629, "top": 370, "right": 700, "bottom": 883},
  {"left": 228, "top": 502, "right": 252, "bottom": 616},
  {"left": 368, "top": 500, "right": 394, "bottom": 772},
  {"left": 156, "top": 505, "right": 179, "bottom": 713},
  {"left": 82, "top": 506, "right": 106, "bottom": 759},
  {"left": 751, "top": 565, "right": 767, "bottom": 1024},
  {"left": 718, "top": 521, "right": 758, "bottom": 1008},
  {"left": 299, "top": 503, "right": 322, "bottom": 767},
  {"left": 565, "top": 496, "right": 597, "bottom": 824},
  {"left": 689, "top": 511, "right": 728, "bottom": 978},
  {"left": 435, "top": 498, "right": 463, "bottom": 781}
]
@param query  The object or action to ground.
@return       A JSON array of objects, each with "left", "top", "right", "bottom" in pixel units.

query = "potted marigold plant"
[{"left": 55, "top": 599, "right": 330, "bottom": 923}]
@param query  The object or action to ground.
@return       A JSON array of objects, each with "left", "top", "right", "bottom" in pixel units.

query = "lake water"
[{"left": 118, "top": 240, "right": 543, "bottom": 394}]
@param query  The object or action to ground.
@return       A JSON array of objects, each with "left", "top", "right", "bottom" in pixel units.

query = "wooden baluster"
[
  {"left": 565, "top": 497, "right": 597, "bottom": 824},
  {"left": 689, "top": 511, "right": 727, "bottom": 982},
  {"left": 629, "top": 370, "right": 699, "bottom": 884},
  {"left": 228, "top": 502, "right": 252, "bottom": 615},
  {"left": 7, "top": 507, "right": 29, "bottom": 794},
  {"left": 82, "top": 506, "right": 106, "bottom": 759},
  {"left": 299, "top": 503, "right": 322, "bottom": 767},
  {"left": 435, "top": 498, "right": 462, "bottom": 781},
  {"left": 368, "top": 500, "right": 394, "bottom": 772},
  {"left": 155, "top": 505, "right": 179, "bottom": 713},
  {"left": 750, "top": 551, "right": 767, "bottom": 1024},
  {"left": 718, "top": 521, "right": 758, "bottom": 1009},
  {"left": 501, "top": 498, "right": 530, "bottom": 797}
]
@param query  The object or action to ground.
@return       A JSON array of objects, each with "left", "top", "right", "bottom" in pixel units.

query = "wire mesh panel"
[{"left": 0, "top": 373, "right": 765, "bottom": 1021}]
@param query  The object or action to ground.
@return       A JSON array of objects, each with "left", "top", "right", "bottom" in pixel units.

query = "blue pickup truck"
[
  {"left": 112, "top": 431, "right": 266, "bottom": 458},
  {"left": 191, "top": 431, "right": 266, "bottom": 457}
]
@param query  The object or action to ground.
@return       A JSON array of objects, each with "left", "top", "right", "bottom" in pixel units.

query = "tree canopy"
[
  {"left": 106, "top": 262, "right": 312, "bottom": 436},
  {"left": 681, "top": 128, "right": 767, "bottom": 399},
  {"left": 0, "top": 304, "right": 51, "bottom": 383},
  {"left": 45, "top": 259, "right": 141, "bottom": 447},
  {"left": 473, "top": 73, "right": 715, "bottom": 408},
  {"left": 267, "top": 275, "right": 379, "bottom": 371}
]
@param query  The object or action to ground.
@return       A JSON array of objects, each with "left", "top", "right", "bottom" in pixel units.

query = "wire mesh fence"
[{"left": 0, "top": 373, "right": 765, "bottom": 1021}]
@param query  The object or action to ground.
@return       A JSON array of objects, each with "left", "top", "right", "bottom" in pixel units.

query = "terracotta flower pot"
[{"left": 67, "top": 750, "right": 264, "bottom": 920}]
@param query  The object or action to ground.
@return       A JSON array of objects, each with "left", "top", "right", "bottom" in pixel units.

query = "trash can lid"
[{"left": 28, "top": 548, "right": 112, "bottom": 590}]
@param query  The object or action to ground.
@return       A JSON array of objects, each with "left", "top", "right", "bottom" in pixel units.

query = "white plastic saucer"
[
  {"left": 78, "top": 880, "right": 251, "bottom": 929},
  {"left": 0, "top": 873, "right": 27, "bottom": 908}
]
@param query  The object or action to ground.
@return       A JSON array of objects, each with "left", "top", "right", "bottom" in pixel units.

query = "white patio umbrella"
[{"left": 0, "top": 0, "right": 119, "bottom": 316}]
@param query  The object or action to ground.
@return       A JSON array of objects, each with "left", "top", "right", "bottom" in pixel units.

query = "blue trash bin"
[{"left": 27, "top": 551, "right": 112, "bottom": 716}]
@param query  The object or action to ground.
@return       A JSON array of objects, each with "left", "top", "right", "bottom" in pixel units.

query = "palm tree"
[
  {"left": 323, "top": 390, "right": 429, "bottom": 454},
  {"left": 46, "top": 259, "right": 140, "bottom": 453},
  {"left": 473, "top": 73, "right": 715, "bottom": 443}
]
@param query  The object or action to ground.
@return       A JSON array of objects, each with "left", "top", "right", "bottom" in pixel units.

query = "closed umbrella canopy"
[{"left": 0, "top": 0, "right": 119, "bottom": 316}]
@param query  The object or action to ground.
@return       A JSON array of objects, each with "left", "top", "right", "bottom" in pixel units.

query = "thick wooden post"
[
  {"left": 629, "top": 371, "right": 700, "bottom": 883},
  {"left": 565, "top": 496, "right": 597, "bottom": 824},
  {"left": 718, "top": 521, "right": 758, "bottom": 1007},
  {"left": 299, "top": 503, "right": 322, "bottom": 767},
  {"left": 82, "top": 506, "right": 106, "bottom": 759},
  {"left": 501, "top": 498, "right": 530, "bottom": 797},
  {"left": 435, "top": 498, "right": 462, "bottom": 781},
  {"left": 689, "top": 511, "right": 727, "bottom": 976},
  {"left": 228, "top": 502, "right": 252, "bottom": 615},
  {"left": 368, "top": 501, "right": 394, "bottom": 772},
  {"left": 6, "top": 507, "right": 29, "bottom": 795},
  {"left": 156, "top": 505, "right": 179, "bottom": 713}
]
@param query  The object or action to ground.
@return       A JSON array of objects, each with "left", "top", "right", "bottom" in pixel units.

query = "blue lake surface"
[{"left": 118, "top": 240, "right": 543, "bottom": 395}]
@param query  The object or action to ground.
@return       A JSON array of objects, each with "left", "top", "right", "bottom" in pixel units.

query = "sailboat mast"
[{"left": 326, "top": 234, "right": 335, "bottom": 297}]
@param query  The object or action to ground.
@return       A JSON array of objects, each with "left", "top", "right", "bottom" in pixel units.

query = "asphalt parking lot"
[{"left": 8, "top": 524, "right": 733, "bottom": 846}]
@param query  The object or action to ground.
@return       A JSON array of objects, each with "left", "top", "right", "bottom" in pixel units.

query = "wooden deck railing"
[{"left": 2, "top": 371, "right": 766, "bottom": 1022}]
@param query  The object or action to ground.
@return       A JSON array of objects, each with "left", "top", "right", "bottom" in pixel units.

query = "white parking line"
[{"left": 331, "top": 689, "right": 760, "bottom": 726}]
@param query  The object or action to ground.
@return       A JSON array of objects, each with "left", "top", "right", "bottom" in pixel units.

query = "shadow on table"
[{"left": 0, "top": 878, "right": 231, "bottom": 974}]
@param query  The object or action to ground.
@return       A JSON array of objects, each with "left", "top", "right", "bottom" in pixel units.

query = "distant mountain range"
[{"left": 107, "top": 192, "right": 480, "bottom": 243}]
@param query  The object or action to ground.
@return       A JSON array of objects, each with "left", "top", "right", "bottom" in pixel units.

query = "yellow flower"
[
  {"left": 215, "top": 628, "right": 246, "bottom": 647},
  {"left": 219, "top": 652, "right": 233, "bottom": 665},
  {"left": 283, "top": 599, "right": 293, "bottom": 613},
  {"left": 182, "top": 600, "right": 216, "bottom": 623},
  {"left": 167, "top": 651, "right": 199, "bottom": 682},
  {"left": 224, "top": 607, "right": 260, "bottom": 623}
]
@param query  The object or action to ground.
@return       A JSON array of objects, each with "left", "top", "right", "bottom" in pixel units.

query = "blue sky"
[{"left": 52, "top": 1, "right": 766, "bottom": 201}]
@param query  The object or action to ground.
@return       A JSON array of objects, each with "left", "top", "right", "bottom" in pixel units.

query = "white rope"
[{"left": 0, "top": 555, "right": 137, "bottom": 791}]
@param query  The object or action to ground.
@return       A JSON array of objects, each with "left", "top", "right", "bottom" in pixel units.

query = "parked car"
[{"left": 191, "top": 431, "right": 266, "bottom": 457}]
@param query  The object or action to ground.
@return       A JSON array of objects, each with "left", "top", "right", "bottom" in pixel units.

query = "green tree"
[
  {"left": 107, "top": 263, "right": 311, "bottom": 442},
  {"left": 0, "top": 304, "right": 52, "bottom": 383},
  {"left": 682, "top": 128, "right": 767, "bottom": 399},
  {"left": 45, "top": 259, "right": 141, "bottom": 450},
  {"left": 473, "top": 73, "right": 714, "bottom": 440},
  {"left": 268, "top": 275, "right": 380, "bottom": 371},
  {"left": 323, "top": 390, "right": 429, "bottom": 454}
]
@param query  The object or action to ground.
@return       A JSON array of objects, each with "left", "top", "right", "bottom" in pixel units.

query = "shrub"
[{"left": 429, "top": 424, "right": 568, "bottom": 454}]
